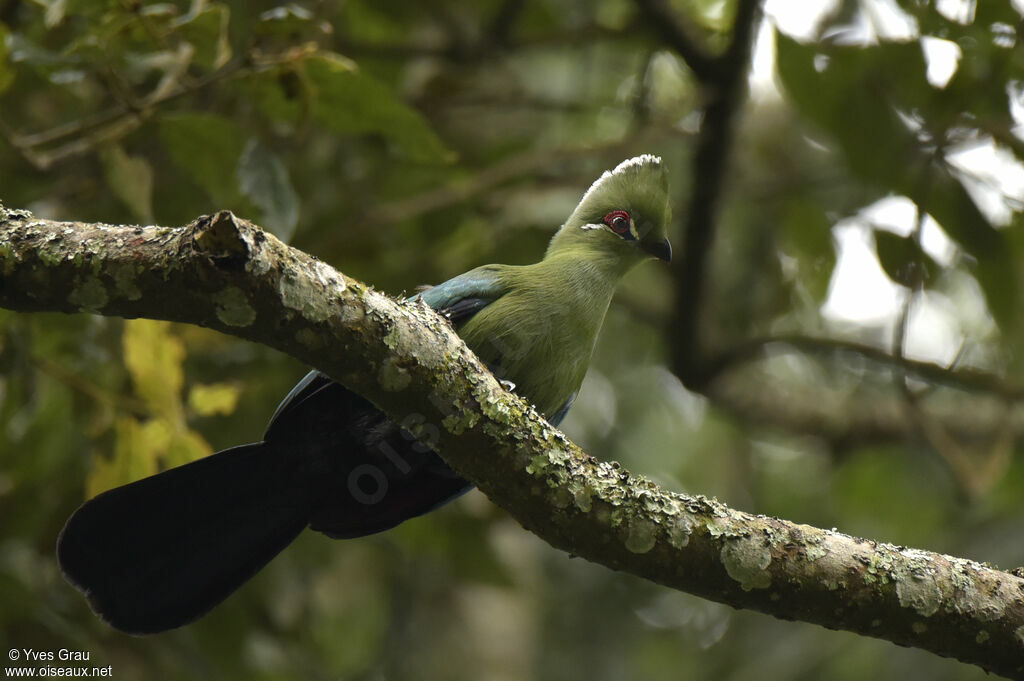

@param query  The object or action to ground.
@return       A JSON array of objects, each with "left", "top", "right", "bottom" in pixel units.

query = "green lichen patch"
[
  {"left": 213, "top": 286, "right": 256, "bottom": 327},
  {"left": 481, "top": 390, "right": 518, "bottom": 426},
  {"left": 68, "top": 276, "right": 109, "bottom": 311},
  {"left": 624, "top": 518, "right": 658, "bottom": 554},
  {"left": 954, "top": 576, "right": 1009, "bottom": 622},
  {"left": 896, "top": 568, "right": 942, "bottom": 617},
  {"left": 863, "top": 549, "right": 898, "bottom": 585},
  {"left": 111, "top": 262, "right": 142, "bottom": 300},
  {"left": 721, "top": 534, "right": 772, "bottom": 591},
  {"left": 568, "top": 479, "right": 593, "bottom": 512},
  {"left": 948, "top": 558, "right": 975, "bottom": 592},
  {"left": 707, "top": 515, "right": 742, "bottom": 539},
  {"left": 525, "top": 454, "right": 549, "bottom": 475},
  {"left": 665, "top": 515, "right": 692, "bottom": 549},
  {"left": 0, "top": 204, "right": 33, "bottom": 220},
  {"left": 805, "top": 540, "right": 829, "bottom": 563},
  {"left": 279, "top": 268, "right": 331, "bottom": 322},
  {"left": 441, "top": 406, "right": 480, "bottom": 435},
  {"left": 38, "top": 234, "right": 66, "bottom": 267}
]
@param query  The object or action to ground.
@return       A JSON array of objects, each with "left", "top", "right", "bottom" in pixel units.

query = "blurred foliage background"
[{"left": 2, "top": 0, "right": 1024, "bottom": 679}]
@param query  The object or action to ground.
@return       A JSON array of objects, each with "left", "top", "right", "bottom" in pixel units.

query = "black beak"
[{"left": 642, "top": 237, "right": 672, "bottom": 263}]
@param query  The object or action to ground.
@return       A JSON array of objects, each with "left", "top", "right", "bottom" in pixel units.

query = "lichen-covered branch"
[{"left": 1, "top": 207, "right": 1022, "bottom": 679}]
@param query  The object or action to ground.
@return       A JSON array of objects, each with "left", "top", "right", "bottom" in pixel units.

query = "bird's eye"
[{"left": 603, "top": 210, "right": 631, "bottom": 235}]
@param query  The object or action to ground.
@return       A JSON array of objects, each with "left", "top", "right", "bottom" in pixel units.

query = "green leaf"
[
  {"left": 782, "top": 198, "right": 832, "bottom": 259},
  {"left": 237, "top": 138, "right": 300, "bottom": 242},
  {"left": 159, "top": 112, "right": 247, "bottom": 206},
  {"left": 123, "top": 319, "right": 184, "bottom": 420},
  {"left": 781, "top": 198, "right": 836, "bottom": 301},
  {"left": 188, "top": 382, "right": 242, "bottom": 417},
  {"left": 244, "top": 66, "right": 305, "bottom": 124},
  {"left": 775, "top": 33, "right": 925, "bottom": 186},
  {"left": 873, "top": 230, "right": 930, "bottom": 287},
  {"left": 100, "top": 144, "right": 154, "bottom": 223},
  {"left": 173, "top": 2, "right": 232, "bottom": 70},
  {"left": 776, "top": 31, "right": 1017, "bottom": 334},
  {"left": 86, "top": 417, "right": 165, "bottom": 496},
  {"left": 925, "top": 170, "right": 1015, "bottom": 333},
  {"left": 165, "top": 428, "right": 212, "bottom": 468},
  {"left": 305, "top": 53, "right": 453, "bottom": 163}
]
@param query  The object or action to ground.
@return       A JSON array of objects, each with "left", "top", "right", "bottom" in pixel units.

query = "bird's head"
[{"left": 546, "top": 154, "right": 672, "bottom": 266}]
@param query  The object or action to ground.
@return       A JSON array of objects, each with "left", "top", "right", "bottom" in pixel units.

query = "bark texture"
[{"left": 1, "top": 206, "right": 1023, "bottom": 678}]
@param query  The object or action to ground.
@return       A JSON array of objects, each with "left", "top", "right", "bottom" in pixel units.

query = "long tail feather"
[{"left": 57, "top": 442, "right": 310, "bottom": 634}]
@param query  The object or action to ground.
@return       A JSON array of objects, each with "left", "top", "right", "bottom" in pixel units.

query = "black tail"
[{"left": 57, "top": 441, "right": 310, "bottom": 634}]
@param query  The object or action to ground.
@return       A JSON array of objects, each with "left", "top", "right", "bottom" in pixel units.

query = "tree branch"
[
  {"left": 707, "top": 334, "right": 1024, "bottom": 401},
  {"left": 632, "top": 0, "right": 722, "bottom": 83},
  {"left": 652, "top": 0, "right": 762, "bottom": 388},
  {"left": 1, "top": 208, "right": 1022, "bottom": 678}
]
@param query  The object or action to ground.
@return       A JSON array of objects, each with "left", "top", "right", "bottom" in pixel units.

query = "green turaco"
[{"left": 56, "top": 154, "right": 673, "bottom": 634}]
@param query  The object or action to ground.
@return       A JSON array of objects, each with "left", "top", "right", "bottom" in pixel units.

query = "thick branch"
[{"left": 1, "top": 208, "right": 1022, "bottom": 678}]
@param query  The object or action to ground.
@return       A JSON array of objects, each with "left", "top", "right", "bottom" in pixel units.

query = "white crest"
[{"left": 576, "top": 154, "right": 663, "bottom": 208}]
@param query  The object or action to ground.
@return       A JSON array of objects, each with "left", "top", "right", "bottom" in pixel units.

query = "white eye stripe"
[{"left": 580, "top": 219, "right": 640, "bottom": 240}]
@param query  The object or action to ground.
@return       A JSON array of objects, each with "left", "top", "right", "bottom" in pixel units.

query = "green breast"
[{"left": 456, "top": 258, "right": 620, "bottom": 418}]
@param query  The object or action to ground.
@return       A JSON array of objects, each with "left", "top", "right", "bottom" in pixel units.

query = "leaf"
[
  {"left": 159, "top": 112, "right": 247, "bottom": 206},
  {"left": 123, "top": 319, "right": 184, "bottom": 420},
  {"left": 925, "top": 169, "right": 1016, "bottom": 332},
  {"left": 244, "top": 66, "right": 305, "bottom": 125},
  {"left": 100, "top": 144, "right": 154, "bottom": 223},
  {"left": 237, "top": 138, "right": 300, "bottom": 242},
  {"left": 775, "top": 33, "right": 926, "bottom": 186},
  {"left": 781, "top": 198, "right": 836, "bottom": 301},
  {"left": 304, "top": 53, "right": 453, "bottom": 163},
  {"left": 873, "top": 230, "right": 930, "bottom": 287},
  {"left": 173, "top": 2, "right": 232, "bottom": 70},
  {"left": 776, "top": 31, "right": 1017, "bottom": 334},
  {"left": 188, "top": 382, "right": 242, "bottom": 417},
  {"left": 86, "top": 417, "right": 166, "bottom": 496},
  {"left": 92, "top": 322, "right": 216, "bottom": 492},
  {"left": 164, "top": 428, "right": 212, "bottom": 468}
]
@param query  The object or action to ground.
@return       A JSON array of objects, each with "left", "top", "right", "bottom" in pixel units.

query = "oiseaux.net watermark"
[{"left": 6, "top": 649, "right": 111, "bottom": 677}]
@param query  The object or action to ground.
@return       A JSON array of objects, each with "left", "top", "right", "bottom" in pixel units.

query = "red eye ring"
[{"left": 603, "top": 210, "right": 631, "bottom": 234}]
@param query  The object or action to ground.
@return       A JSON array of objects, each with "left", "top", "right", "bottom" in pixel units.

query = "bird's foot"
[{"left": 499, "top": 379, "right": 516, "bottom": 392}]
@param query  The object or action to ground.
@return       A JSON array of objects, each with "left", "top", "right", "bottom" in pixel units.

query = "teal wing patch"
[{"left": 413, "top": 265, "right": 507, "bottom": 327}]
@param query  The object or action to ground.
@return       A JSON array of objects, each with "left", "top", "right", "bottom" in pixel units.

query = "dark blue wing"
[
  {"left": 268, "top": 266, "right": 508, "bottom": 432},
  {"left": 265, "top": 370, "right": 332, "bottom": 432}
]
